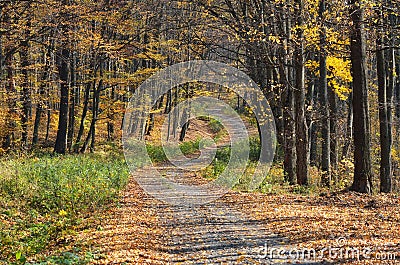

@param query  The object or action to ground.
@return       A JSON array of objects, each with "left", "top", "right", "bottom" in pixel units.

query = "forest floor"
[
  {"left": 74, "top": 163, "right": 400, "bottom": 265},
  {"left": 68, "top": 116, "right": 400, "bottom": 264}
]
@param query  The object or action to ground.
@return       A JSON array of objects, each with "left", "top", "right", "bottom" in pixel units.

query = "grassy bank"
[
  {"left": 0, "top": 139, "right": 202, "bottom": 264},
  {"left": 0, "top": 149, "right": 130, "bottom": 264}
]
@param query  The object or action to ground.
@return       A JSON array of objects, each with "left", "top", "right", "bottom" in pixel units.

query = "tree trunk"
[
  {"left": 282, "top": 75, "right": 296, "bottom": 185},
  {"left": 377, "top": 33, "right": 390, "bottom": 193},
  {"left": 164, "top": 89, "right": 172, "bottom": 114},
  {"left": 3, "top": 52, "right": 17, "bottom": 149},
  {"left": 306, "top": 78, "right": 317, "bottom": 167},
  {"left": 349, "top": 0, "right": 373, "bottom": 193},
  {"left": 395, "top": 60, "right": 400, "bottom": 122},
  {"left": 20, "top": 36, "right": 31, "bottom": 147},
  {"left": 172, "top": 87, "right": 179, "bottom": 139},
  {"left": 82, "top": 79, "right": 102, "bottom": 153},
  {"left": 307, "top": 77, "right": 318, "bottom": 167},
  {"left": 91, "top": 77, "right": 103, "bottom": 152},
  {"left": 281, "top": 1, "right": 296, "bottom": 185},
  {"left": 146, "top": 113, "right": 155, "bottom": 136},
  {"left": 328, "top": 86, "right": 338, "bottom": 181},
  {"left": 33, "top": 48, "right": 50, "bottom": 145},
  {"left": 54, "top": 47, "right": 70, "bottom": 154},
  {"left": 385, "top": 46, "right": 394, "bottom": 192},
  {"left": 45, "top": 109, "right": 51, "bottom": 142},
  {"left": 294, "top": 0, "right": 308, "bottom": 186},
  {"left": 342, "top": 92, "right": 353, "bottom": 159},
  {"left": 75, "top": 81, "right": 91, "bottom": 152},
  {"left": 319, "top": 0, "right": 330, "bottom": 186},
  {"left": 107, "top": 85, "right": 116, "bottom": 141},
  {"left": 379, "top": 7, "right": 395, "bottom": 193},
  {"left": 32, "top": 105, "right": 43, "bottom": 146},
  {"left": 67, "top": 51, "right": 77, "bottom": 151}
]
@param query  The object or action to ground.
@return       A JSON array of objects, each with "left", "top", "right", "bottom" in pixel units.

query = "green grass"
[
  {"left": 201, "top": 136, "right": 261, "bottom": 176},
  {"left": 0, "top": 150, "right": 130, "bottom": 264},
  {"left": 0, "top": 139, "right": 204, "bottom": 264},
  {"left": 198, "top": 136, "right": 344, "bottom": 194},
  {"left": 146, "top": 138, "right": 202, "bottom": 163}
]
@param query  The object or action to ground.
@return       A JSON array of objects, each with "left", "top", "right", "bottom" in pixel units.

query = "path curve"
[{"left": 80, "top": 165, "right": 309, "bottom": 264}]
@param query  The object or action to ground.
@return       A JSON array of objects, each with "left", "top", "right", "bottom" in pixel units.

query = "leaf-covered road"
[
  {"left": 78, "top": 164, "right": 400, "bottom": 265},
  {"left": 80, "top": 164, "right": 289, "bottom": 265}
]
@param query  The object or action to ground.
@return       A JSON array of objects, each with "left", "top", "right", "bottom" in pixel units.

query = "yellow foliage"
[
  {"left": 305, "top": 56, "right": 352, "bottom": 100},
  {"left": 268, "top": 35, "right": 281, "bottom": 44},
  {"left": 329, "top": 79, "right": 351, "bottom": 100},
  {"left": 327, "top": 56, "right": 352, "bottom": 100},
  {"left": 305, "top": 60, "right": 319, "bottom": 72},
  {"left": 391, "top": 148, "right": 400, "bottom": 164},
  {"left": 0, "top": 105, "right": 8, "bottom": 140},
  {"left": 303, "top": 25, "right": 320, "bottom": 48},
  {"left": 58, "top": 209, "right": 68, "bottom": 217}
]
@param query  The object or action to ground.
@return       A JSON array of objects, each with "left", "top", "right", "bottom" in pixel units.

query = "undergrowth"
[
  {"left": 199, "top": 136, "right": 364, "bottom": 195},
  {"left": 0, "top": 139, "right": 203, "bottom": 264},
  {"left": 0, "top": 149, "right": 129, "bottom": 264},
  {"left": 146, "top": 138, "right": 201, "bottom": 163}
]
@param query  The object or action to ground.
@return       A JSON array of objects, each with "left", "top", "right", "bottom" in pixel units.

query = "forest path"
[{"left": 79, "top": 163, "right": 317, "bottom": 265}]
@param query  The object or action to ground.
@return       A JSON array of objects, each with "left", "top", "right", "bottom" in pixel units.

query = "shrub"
[
  {"left": 0, "top": 152, "right": 130, "bottom": 264},
  {"left": 209, "top": 119, "right": 223, "bottom": 133}
]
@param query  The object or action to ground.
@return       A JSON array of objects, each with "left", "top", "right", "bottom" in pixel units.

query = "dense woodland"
[{"left": 1, "top": 0, "right": 400, "bottom": 195}]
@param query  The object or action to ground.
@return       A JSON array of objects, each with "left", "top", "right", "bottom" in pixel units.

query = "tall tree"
[
  {"left": 319, "top": 0, "right": 330, "bottom": 187},
  {"left": 378, "top": 2, "right": 395, "bottom": 193},
  {"left": 282, "top": 0, "right": 296, "bottom": 185},
  {"left": 20, "top": 18, "right": 32, "bottom": 147},
  {"left": 294, "top": 0, "right": 308, "bottom": 186},
  {"left": 54, "top": 45, "right": 70, "bottom": 154},
  {"left": 33, "top": 43, "right": 51, "bottom": 146},
  {"left": 54, "top": 0, "right": 70, "bottom": 154},
  {"left": 349, "top": 0, "right": 373, "bottom": 193}
]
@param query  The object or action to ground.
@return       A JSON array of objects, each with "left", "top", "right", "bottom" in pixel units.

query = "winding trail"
[
  {"left": 78, "top": 159, "right": 400, "bottom": 265},
  {"left": 80, "top": 163, "right": 294, "bottom": 265}
]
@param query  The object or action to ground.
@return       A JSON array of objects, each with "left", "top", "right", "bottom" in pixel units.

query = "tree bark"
[
  {"left": 282, "top": 75, "right": 296, "bottom": 185},
  {"left": 328, "top": 85, "right": 338, "bottom": 181},
  {"left": 349, "top": 0, "right": 373, "bottom": 193},
  {"left": 33, "top": 46, "right": 51, "bottom": 146},
  {"left": 306, "top": 78, "right": 317, "bottom": 167},
  {"left": 3, "top": 52, "right": 17, "bottom": 149},
  {"left": 319, "top": 0, "right": 330, "bottom": 187},
  {"left": 54, "top": 47, "right": 70, "bottom": 154},
  {"left": 67, "top": 50, "right": 77, "bottom": 151},
  {"left": 294, "top": 0, "right": 308, "bottom": 186},
  {"left": 75, "top": 81, "right": 91, "bottom": 152},
  {"left": 379, "top": 6, "right": 395, "bottom": 193},
  {"left": 20, "top": 36, "right": 31, "bottom": 147},
  {"left": 81, "top": 79, "right": 102, "bottom": 153},
  {"left": 342, "top": 92, "right": 353, "bottom": 159},
  {"left": 45, "top": 109, "right": 51, "bottom": 142},
  {"left": 281, "top": 0, "right": 296, "bottom": 184}
]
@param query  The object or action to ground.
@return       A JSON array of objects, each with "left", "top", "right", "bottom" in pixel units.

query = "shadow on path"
[{"left": 83, "top": 164, "right": 332, "bottom": 264}]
